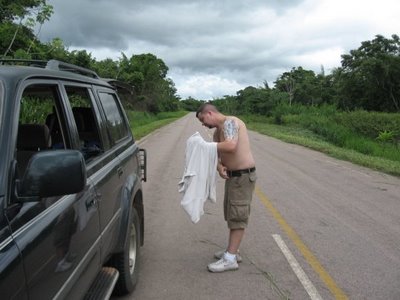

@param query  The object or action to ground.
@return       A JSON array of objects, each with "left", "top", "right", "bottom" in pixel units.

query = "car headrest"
[{"left": 17, "top": 124, "right": 51, "bottom": 150}]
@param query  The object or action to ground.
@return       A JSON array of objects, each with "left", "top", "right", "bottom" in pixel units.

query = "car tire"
[{"left": 111, "top": 206, "right": 141, "bottom": 295}]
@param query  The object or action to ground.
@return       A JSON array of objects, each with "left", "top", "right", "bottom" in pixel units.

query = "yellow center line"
[{"left": 255, "top": 186, "right": 348, "bottom": 300}]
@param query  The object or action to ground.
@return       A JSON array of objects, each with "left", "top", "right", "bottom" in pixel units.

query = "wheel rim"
[{"left": 129, "top": 221, "right": 137, "bottom": 275}]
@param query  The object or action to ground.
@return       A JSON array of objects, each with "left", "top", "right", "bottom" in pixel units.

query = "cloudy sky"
[{"left": 38, "top": 0, "right": 399, "bottom": 100}]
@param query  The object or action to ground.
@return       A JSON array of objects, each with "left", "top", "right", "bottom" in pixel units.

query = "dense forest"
[{"left": 1, "top": 0, "right": 400, "bottom": 116}]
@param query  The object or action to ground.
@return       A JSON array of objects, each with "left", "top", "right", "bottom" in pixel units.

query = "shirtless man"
[{"left": 196, "top": 103, "right": 257, "bottom": 272}]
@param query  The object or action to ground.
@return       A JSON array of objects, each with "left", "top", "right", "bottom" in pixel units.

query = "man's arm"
[
  {"left": 217, "top": 118, "right": 239, "bottom": 153},
  {"left": 217, "top": 139, "right": 237, "bottom": 153},
  {"left": 213, "top": 128, "right": 229, "bottom": 179}
]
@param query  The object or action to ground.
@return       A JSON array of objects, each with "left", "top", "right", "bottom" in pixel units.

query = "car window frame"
[
  {"left": 8, "top": 79, "right": 73, "bottom": 207},
  {"left": 0, "top": 80, "right": 4, "bottom": 127},
  {"left": 95, "top": 88, "right": 131, "bottom": 147},
  {"left": 59, "top": 82, "right": 125, "bottom": 177}
]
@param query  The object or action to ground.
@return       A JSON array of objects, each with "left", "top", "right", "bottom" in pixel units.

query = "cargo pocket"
[{"left": 229, "top": 198, "right": 249, "bottom": 222}]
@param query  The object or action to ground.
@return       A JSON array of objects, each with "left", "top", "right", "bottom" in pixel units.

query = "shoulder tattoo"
[{"left": 224, "top": 119, "right": 239, "bottom": 140}]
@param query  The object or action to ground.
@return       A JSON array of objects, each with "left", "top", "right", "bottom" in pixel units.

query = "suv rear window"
[{"left": 98, "top": 92, "right": 129, "bottom": 144}]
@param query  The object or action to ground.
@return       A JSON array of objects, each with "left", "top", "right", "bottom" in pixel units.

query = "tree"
[
  {"left": 235, "top": 86, "right": 272, "bottom": 114},
  {"left": 1, "top": 0, "right": 46, "bottom": 22},
  {"left": 116, "top": 53, "right": 178, "bottom": 112},
  {"left": 1, "top": 0, "right": 53, "bottom": 58},
  {"left": 274, "top": 67, "right": 322, "bottom": 106},
  {"left": 337, "top": 34, "right": 400, "bottom": 112},
  {"left": 26, "top": 2, "right": 53, "bottom": 53},
  {"left": 214, "top": 95, "right": 240, "bottom": 115},
  {"left": 0, "top": 22, "right": 34, "bottom": 56},
  {"left": 93, "top": 58, "right": 119, "bottom": 79},
  {"left": 181, "top": 97, "right": 204, "bottom": 111},
  {"left": 41, "top": 37, "right": 69, "bottom": 61},
  {"left": 275, "top": 70, "right": 295, "bottom": 105},
  {"left": 68, "top": 50, "right": 94, "bottom": 69}
]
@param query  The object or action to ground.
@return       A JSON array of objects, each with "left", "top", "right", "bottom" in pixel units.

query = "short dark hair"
[{"left": 196, "top": 102, "right": 218, "bottom": 118}]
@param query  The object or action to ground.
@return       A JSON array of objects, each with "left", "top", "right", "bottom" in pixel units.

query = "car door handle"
[
  {"left": 85, "top": 198, "right": 97, "bottom": 209},
  {"left": 117, "top": 166, "right": 123, "bottom": 177}
]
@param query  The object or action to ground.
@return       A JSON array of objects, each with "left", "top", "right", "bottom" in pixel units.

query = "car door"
[
  {"left": 0, "top": 79, "right": 28, "bottom": 300},
  {"left": 0, "top": 214, "right": 28, "bottom": 300},
  {"left": 100, "top": 89, "right": 145, "bottom": 255},
  {"left": 7, "top": 81, "right": 101, "bottom": 300},
  {"left": 92, "top": 89, "right": 134, "bottom": 256},
  {"left": 63, "top": 84, "right": 124, "bottom": 261}
]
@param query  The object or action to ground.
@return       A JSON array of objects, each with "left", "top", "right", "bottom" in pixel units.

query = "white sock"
[{"left": 223, "top": 251, "right": 237, "bottom": 262}]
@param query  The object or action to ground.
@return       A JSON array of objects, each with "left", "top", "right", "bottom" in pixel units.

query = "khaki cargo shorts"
[{"left": 224, "top": 171, "right": 257, "bottom": 229}]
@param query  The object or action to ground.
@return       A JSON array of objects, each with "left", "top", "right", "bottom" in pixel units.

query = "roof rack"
[
  {"left": 0, "top": 58, "right": 100, "bottom": 79},
  {"left": 46, "top": 60, "right": 99, "bottom": 79},
  {"left": 0, "top": 59, "right": 47, "bottom": 67}
]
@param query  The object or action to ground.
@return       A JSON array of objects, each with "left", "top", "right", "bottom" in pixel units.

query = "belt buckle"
[{"left": 229, "top": 170, "right": 241, "bottom": 177}]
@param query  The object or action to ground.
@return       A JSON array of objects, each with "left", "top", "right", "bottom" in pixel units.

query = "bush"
[
  {"left": 126, "top": 110, "right": 188, "bottom": 140},
  {"left": 335, "top": 110, "right": 400, "bottom": 142},
  {"left": 251, "top": 105, "right": 400, "bottom": 162},
  {"left": 376, "top": 130, "right": 395, "bottom": 143}
]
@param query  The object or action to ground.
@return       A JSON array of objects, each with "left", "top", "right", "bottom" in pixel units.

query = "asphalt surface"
[{"left": 118, "top": 113, "right": 400, "bottom": 300}]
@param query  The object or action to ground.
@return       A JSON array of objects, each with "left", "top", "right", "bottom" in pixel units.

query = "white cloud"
[
  {"left": 173, "top": 73, "right": 244, "bottom": 100},
  {"left": 292, "top": 47, "right": 344, "bottom": 73}
]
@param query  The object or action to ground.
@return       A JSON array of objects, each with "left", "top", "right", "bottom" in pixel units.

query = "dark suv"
[{"left": 0, "top": 60, "right": 146, "bottom": 299}]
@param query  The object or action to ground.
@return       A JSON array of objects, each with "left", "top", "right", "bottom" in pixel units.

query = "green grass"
[
  {"left": 127, "top": 110, "right": 188, "bottom": 140},
  {"left": 247, "top": 122, "right": 400, "bottom": 177}
]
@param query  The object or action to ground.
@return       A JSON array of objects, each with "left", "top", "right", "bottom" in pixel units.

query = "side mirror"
[{"left": 17, "top": 150, "right": 86, "bottom": 201}]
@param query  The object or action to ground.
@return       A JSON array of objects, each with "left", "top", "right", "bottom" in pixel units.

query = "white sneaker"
[
  {"left": 214, "top": 250, "right": 242, "bottom": 263},
  {"left": 207, "top": 258, "right": 239, "bottom": 273},
  {"left": 55, "top": 257, "right": 72, "bottom": 272}
]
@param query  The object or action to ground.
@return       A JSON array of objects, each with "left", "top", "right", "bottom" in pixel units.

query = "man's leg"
[
  {"left": 208, "top": 229, "right": 242, "bottom": 272},
  {"left": 227, "top": 228, "right": 244, "bottom": 254}
]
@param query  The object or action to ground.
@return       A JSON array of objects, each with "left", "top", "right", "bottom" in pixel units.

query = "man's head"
[{"left": 196, "top": 103, "right": 219, "bottom": 128}]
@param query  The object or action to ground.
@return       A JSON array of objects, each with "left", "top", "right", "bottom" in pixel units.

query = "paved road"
[{"left": 121, "top": 113, "right": 400, "bottom": 300}]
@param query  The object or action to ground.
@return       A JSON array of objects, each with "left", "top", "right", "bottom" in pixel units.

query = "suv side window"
[
  {"left": 97, "top": 92, "right": 129, "bottom": 145},
  {"left": 64, "top": 86, "right": 105, "bottom": 161},
  {"left": 17, "top": 84, "right": 66, "bottom": 176},
  {"left": 13, "top": 82, "right": 70, "bottom": 230}
]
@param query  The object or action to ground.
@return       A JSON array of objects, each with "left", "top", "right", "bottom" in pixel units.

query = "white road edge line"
[{"left": 272, "top": 234, "right": 323, "bottom": 300}]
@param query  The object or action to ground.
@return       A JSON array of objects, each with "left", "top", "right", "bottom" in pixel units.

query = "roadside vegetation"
[
  {"left": 241, "top": 104, "right": 400, "bottom": 176},
  {"left": 126, "top": 105, "right": 400, "bottom": 176},
  {"left": 127, "top": 111, "right": 188, "bottom": 141}
]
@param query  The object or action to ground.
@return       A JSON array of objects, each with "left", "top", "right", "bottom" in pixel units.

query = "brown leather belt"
[{"left": 227, "top": 167, "right": 256, "bottom": 177}]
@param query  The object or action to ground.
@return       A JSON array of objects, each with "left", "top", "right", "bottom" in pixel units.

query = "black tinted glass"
[{"left": 98, "top": 92, "right": 128, "bottom": 143}]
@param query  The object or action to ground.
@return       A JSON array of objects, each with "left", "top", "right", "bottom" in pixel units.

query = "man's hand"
[{"left": 217, "top": 164, "right": 229, "bottom": 179}]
